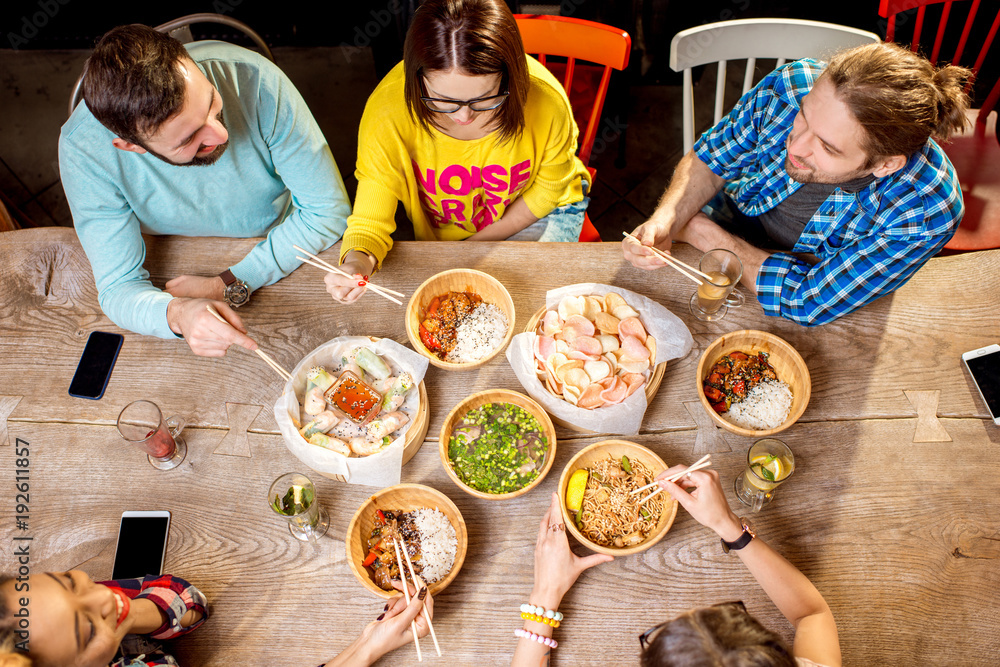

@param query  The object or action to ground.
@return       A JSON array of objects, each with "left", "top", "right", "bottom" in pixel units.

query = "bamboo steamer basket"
[
  {"left": 524, "top": 306, "right": 667, "bottom": 433},
  {"left": 439, "top": 389, "right": 557, "bottom": 500},
  {"left": 405, "top": 269, "right": 515, "bottom": 370},
  {"left": 696, "top": 330, "right": 811, "bottom": 437},
  {"left": 558, "top": 440, "right": 678, "bottom": 556},
  {"left": 346, "top": 483, "right": 468, "bottom": 598}
]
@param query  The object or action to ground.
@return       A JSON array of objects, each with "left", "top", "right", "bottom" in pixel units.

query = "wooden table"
[{"left": 1, "top": 228, "right": 998, "bottom": 665}]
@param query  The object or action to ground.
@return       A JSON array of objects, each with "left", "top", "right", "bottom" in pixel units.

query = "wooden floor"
[{"left": 1, "top": 229, "right": 999, "bottom": 665}]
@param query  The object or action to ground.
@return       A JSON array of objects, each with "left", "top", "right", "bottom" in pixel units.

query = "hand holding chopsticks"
[
  {"left": 293, "top": 244, "right": 405, "bottom": 306},
  {"left": 622, "top": 231, "right": 712, "bottom": 285},
  {"left": 389, "top": 536, "right": 441, "bottom": 661},
  {"left": 204, "top": 305, "right": 292, "bottom": 382},
  {"left": 632, "top": 455, "right": 713, "bottom": 505}
]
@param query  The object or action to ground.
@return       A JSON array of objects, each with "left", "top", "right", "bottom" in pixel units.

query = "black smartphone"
[
  {"left": 68, "top": 331, "right": 124, "bottom": 400},
  {"left": 963, "top": 344, "right": 1000, "bottom": 425},
  {"left": 111, "top": 511, "right": 171, "bottom": 580}
]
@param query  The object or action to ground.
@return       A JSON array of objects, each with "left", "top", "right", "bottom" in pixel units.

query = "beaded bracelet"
[
  {"left": 520, "top": 604, "right": 564, "bottom": 622},
  {"left": 521, "top": 611, "right": 561, "bottom": 627},
  {"left": 515, "top": 628, "right": 558, "bottom": 648}
]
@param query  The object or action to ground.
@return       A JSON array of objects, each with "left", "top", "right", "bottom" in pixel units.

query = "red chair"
[
  {"left": 515, "top": 15, "right": 632, "bottom": 242},
  {"left": 879, "top": 0, "right": 1000, "bottom": 250}
]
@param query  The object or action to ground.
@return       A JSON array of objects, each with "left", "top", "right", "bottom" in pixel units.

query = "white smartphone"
[
  {"left": 112, "top": 511, "right": 171, "bottom": 580},
  {"left": 962, "top": 344, "right": 1000, "bottom": 425}
]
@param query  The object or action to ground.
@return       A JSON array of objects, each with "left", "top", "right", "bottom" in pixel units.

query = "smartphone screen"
[
  {"left": 965, "top": 349, "right": 1000, "bottom": 420},
  {"left": 68, "top": 331, "right": 124, "bottom": 400},
  {"left": 112, "top": 512, "right": 170, "bottom": 580}
]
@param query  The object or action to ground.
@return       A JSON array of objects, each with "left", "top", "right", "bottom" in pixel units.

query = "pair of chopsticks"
[
  {"left": 631, "top": 454, "right": 713, "bottom": 505},
  {"left": 205, "top": 305, "right": 292, "bottom": 382},
  {"left": 292, "top": 244, "right": 405, "bottom": 306},
  {"left": 391, "top": 536, "right": 441, "bottom": 660},
  {"left": 622, "top": 231, "right": 712, "bottom": 286}
]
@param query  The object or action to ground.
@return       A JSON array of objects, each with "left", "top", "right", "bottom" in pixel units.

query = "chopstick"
[
  {"left": 205, "top": 305, "right": 293, "bottom": 382},
  {"left": 392, "top": 538, "right": 422, "bottom": 662},
  {"left": 634, "top": 457, "right": 714, "bottom": 505},
  {"left": 397, "top": 537, "right": 442, "bottom": 657},
  {"left": 292, "top": 244, "right": 406, "bottom": 304},
  {"left": 631, "top": 454, "right": 711, "bottom": 496},
  {"left": 622, "top": 232, "right": 711, "bottom": 285},
  {"left": 294, "top": 255, "right": 404, "bottom": 306}
]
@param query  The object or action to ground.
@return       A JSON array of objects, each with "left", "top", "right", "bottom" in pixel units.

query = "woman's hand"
[
  {"left": 656, "top": 467, "right": 743, "bottom": 540},
  {"left": 324, "top": 582, "right": 433, "bottom": 667},
  {"left": 324, "top": 251, "right": 377, "bottom": 304},
  {"left": 530, "top": 491, "right": 613, "bottom": 608}
]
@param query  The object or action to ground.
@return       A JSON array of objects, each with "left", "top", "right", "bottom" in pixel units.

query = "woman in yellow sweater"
[{"left": 328, "top": 0, "right": 591, "bottom": 303}]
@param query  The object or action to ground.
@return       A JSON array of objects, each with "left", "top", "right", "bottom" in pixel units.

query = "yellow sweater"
[{"left": 341, "top": 56, "right": 590, "bottom": 266}]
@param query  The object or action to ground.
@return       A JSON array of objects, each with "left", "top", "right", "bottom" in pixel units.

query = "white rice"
[
  {"left": 446, "top": 303, "right": 508, "bottom": 363},
  {"left": 411, "top": 508, "right": 457, "bottom": 584},
  {"left": 723, "top": 380, "right": 793, "bottom": 430}
]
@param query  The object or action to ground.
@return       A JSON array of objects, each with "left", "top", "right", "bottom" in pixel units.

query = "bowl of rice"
[
  {"left": 405, "top": 269, "right": 516, "bottom": 370},
  {"left": 696, "top": 330, "right": 810, "bottom": 437},
  {"left": 346, "top": 483, "right": 468, "bottom": 599}
]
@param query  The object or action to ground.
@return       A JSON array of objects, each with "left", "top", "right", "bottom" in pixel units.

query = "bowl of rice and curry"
[{"left": 697, "top": 330, "right": 811, "bottom": 437}]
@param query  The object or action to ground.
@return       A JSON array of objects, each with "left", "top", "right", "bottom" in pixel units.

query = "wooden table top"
[{"left": 1, "top": 227, "right": 999, "bottom": 665}]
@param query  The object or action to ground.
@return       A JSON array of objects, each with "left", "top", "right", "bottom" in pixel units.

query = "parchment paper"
[
  {"left": 506, "top": 284, "right": 693, "bottom": 435},
  {"left": 274, "top": 337, "right": 429, "bottom": 487}
]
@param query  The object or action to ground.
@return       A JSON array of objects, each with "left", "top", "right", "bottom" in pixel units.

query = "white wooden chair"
[{"left": 669, "top": 19, "right": 881, "bottom": 154}]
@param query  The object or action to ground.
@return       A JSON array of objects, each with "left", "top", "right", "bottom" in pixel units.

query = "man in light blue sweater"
[{"left": 59, "top": 25, "right": 351, "bottom": 355}]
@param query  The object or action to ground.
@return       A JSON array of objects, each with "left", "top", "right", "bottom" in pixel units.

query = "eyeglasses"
[
  {"left": 638, "top": 601, "right": 747, "bottom": 650},
  {"left": 420, "top": 92, "right": 509, "bottom": 113}
]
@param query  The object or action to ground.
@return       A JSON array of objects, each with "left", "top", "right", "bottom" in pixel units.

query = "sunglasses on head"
[{"left": 638, "top": 601, "right": 747, "bottom": 650}]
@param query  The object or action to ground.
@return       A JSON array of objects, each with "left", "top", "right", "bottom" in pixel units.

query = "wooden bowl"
[
  {"left": 405, "top": 269, "right": 516, "bottom": 370},
  {"left": 558, "top": 440, "right": 678, "bottom": 556},
  {"left": 439, "top": 389, "right": 557, "bottom": 500},
  {"left": 696, "top": 330, "right": 811, "bottom": 437},
  {"left": 345, "top": 483, "right": 468, "bottom": 599},
  {"left": 524, "top": 306, "right": 666, "bottom": 433}
]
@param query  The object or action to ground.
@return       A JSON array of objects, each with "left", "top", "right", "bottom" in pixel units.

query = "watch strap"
[
  {"left": 219, "top": 269, "right": 238, "bottom": 286},
  {"left": 721, "top": 518, "right": 755, "bottom": 553}
]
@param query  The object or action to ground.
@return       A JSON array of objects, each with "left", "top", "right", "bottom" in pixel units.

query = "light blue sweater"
[{"left": 59, "top": 41, "right": 351, "bottom": 338}]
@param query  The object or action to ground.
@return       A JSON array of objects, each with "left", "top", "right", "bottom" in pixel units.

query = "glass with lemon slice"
[{"left": 734, "top": 439, "right": 794, "bottom": 512}]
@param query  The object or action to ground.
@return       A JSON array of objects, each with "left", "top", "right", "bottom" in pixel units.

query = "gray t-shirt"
[{"left": 759, "top": 174, "right": 876, "bottom": 249}]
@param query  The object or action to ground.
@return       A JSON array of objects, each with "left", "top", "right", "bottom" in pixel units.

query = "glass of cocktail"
[
  {"left": 268, "top": 472, "right": 330, "bottom": 542},
  {"left": 116, "top": 400, "right": 187, "bottom": 471},
  {"left": 734, "top": 438, "right": 794, "bottom": 512},
  {"left": 690, "top": 249, "right": 745, "bottom": 321}
]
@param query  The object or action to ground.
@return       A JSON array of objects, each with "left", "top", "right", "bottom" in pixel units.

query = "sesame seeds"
[{"left": 446, "top": 303, "right": 508, "bottom": 363}]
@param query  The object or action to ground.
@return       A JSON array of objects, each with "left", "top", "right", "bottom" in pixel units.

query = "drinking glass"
[
  {"left": 116, "top": 400, "right": 187, "bottom": 471},
  {"left": 690, "top": 249, "right": 745, "bottom": 321},
  {"left": 268, "top": 472, "right": 330, "bottom": 542},
  {"left": 734, "top": 438, "right": 794, "bottom": 512}
]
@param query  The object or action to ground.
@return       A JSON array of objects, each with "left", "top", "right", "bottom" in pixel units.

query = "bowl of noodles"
[{"left": 558, "top": 440, "right": 678, "bottom": 556}]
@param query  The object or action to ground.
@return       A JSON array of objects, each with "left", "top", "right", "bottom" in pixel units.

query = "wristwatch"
[
  {"left": 219, "top": 269, "right": 250, "bottom": 308},
  {"left": 721, "top": 517, "right": 756, "bottom": 554}
]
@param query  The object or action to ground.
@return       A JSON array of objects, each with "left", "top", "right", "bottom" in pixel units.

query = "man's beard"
[{"left": 142, "top": 112, "right": 230, "bottom": 167}]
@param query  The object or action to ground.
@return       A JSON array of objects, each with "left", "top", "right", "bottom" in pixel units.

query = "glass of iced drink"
[
  {"left": 116, "top": 400, "right": 187, "bottom": 471},
  {"left": 734, "top": 438, "right": 795, "bottom": 512},
  {"left": 268, "top": 472, "right": 330, "bottom": 542},
  {"left": 690, "top": 249, "right": 745, "bottom": 321}
]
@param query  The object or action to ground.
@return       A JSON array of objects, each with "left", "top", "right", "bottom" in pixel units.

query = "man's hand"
[
  {"left": 166, "top": 297, "right": 258, "bottom": 357},
  {"left": 622, "top": 218, "right": 676, "bottom": 270},
  {"left": 165, "top": 275, "right": 226, "bottom": 301},
  {"left": 325, "top": 250, "right": 377, "bottom": 304}
]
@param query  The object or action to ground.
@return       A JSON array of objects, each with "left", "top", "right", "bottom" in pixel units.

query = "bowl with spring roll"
[
  {"left": 558, "top": 440, "right": 678, "bottom": 556},
  {"left": 346, "top": 483, "right": 468, "bottom": 598}
]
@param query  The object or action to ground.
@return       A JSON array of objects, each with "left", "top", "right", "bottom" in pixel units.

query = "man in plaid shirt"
[{"left": 624, "top": 42, "right": 970, "bottom": 325}]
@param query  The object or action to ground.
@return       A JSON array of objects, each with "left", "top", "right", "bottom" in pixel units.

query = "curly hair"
[
  {"left": 823, "top": 41, "right": 972, "bottom": 163},
  {"left": 640, "top": 604, "right": 796, "bottom": 667}
]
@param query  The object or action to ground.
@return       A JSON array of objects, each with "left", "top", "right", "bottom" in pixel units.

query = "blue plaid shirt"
[{"left": 694, "top": 59, "right": 963, "bottom": 325}]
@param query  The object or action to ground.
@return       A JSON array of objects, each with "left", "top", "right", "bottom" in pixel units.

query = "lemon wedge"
[
  {"left": 751, "top": 455, "right": 783, "bottom": 481},
  {"left": 566, "top": 469, "right": 589, "bottom": 512}
]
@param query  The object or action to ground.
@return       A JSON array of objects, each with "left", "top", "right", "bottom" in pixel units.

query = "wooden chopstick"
[
  {"left": 392, "top": 537, "right": 422, "bottom": 662},
  {"left": 205, "top": 305, "right": 293, "bottom": 382},
  {"left": 292, "top": 244, "right": 406, "bottom": 300},
  {"left": 294, "top": 255, "right": 404, "bottom": 306},
  {"left": 636, "top": 460, "right": 713, "bottom": 505},
  {"left": 631, "top": 454, "right": 712, "bottom": 495},
  {"left": 622, "top": 232, "right": 711, "bottom": 284},
  {"left": 398, "top": 537, "right": 441, "bottom": 656}
]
